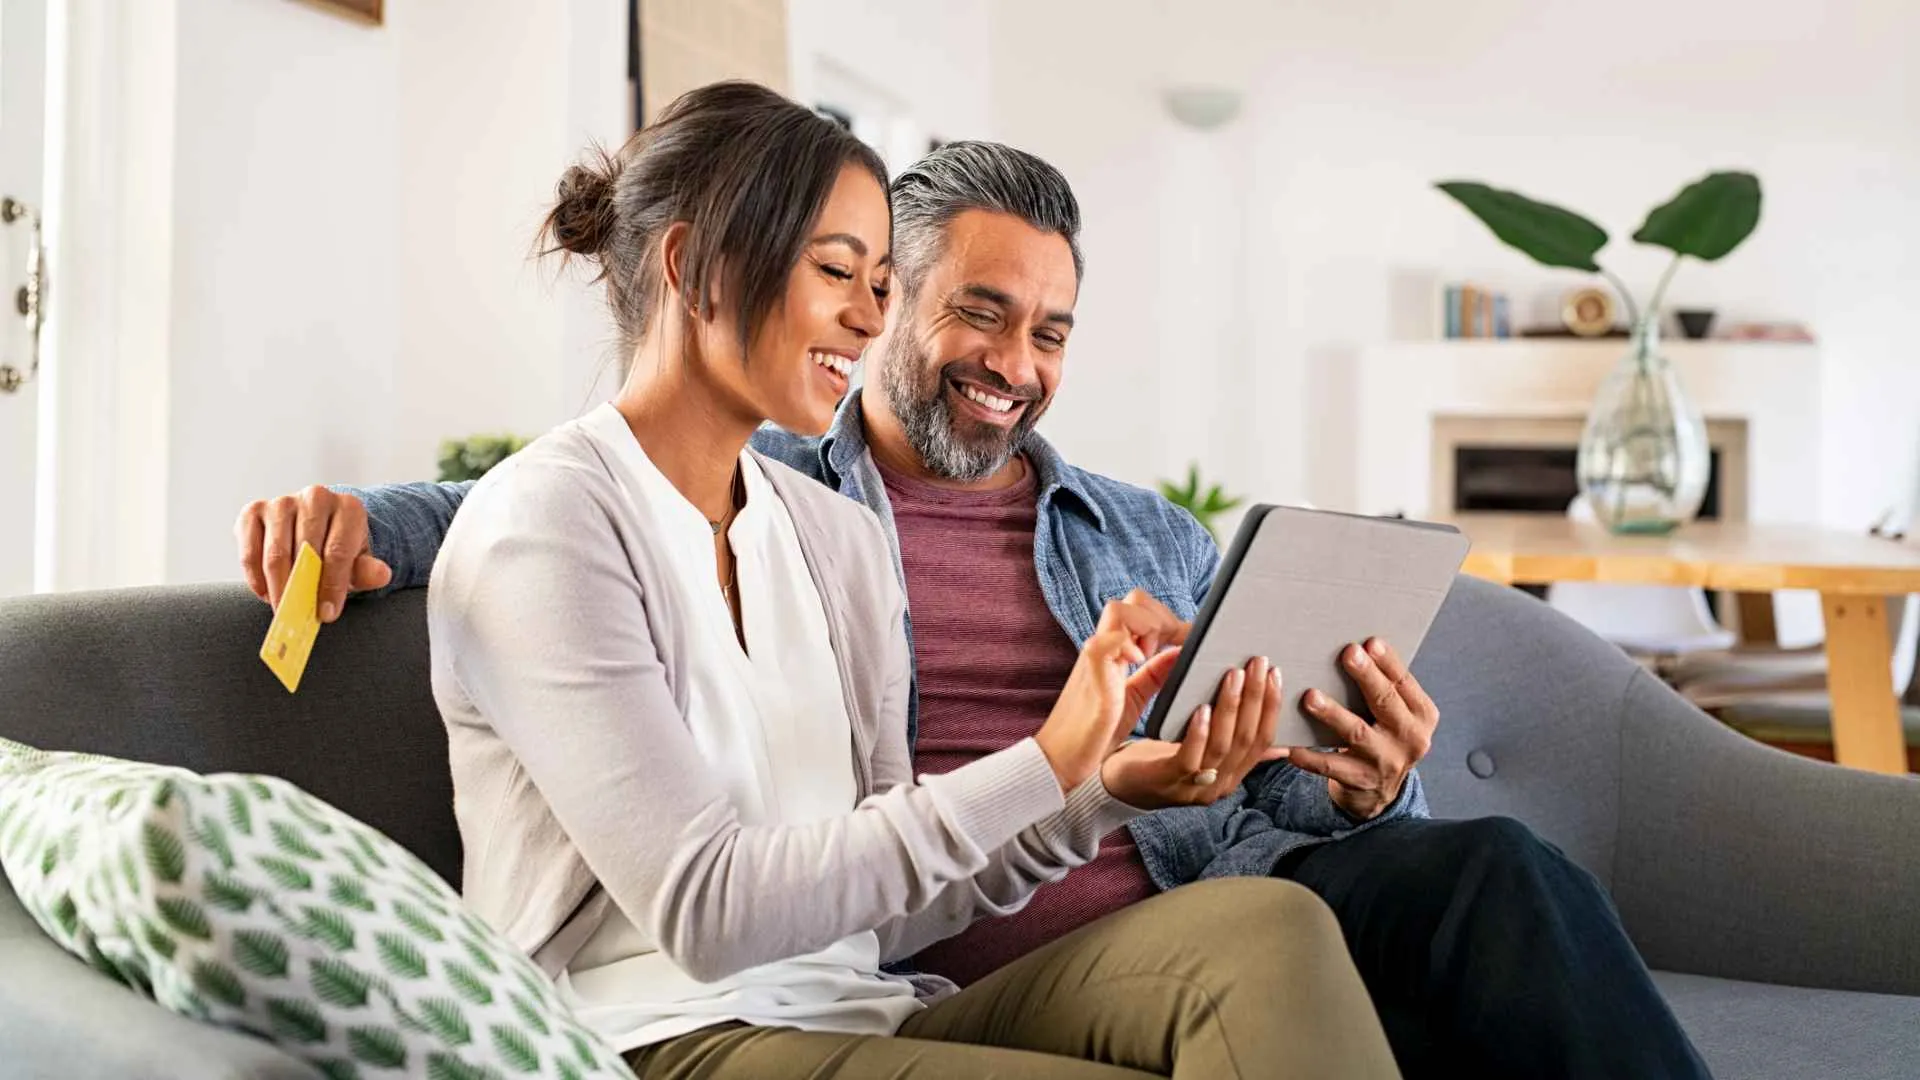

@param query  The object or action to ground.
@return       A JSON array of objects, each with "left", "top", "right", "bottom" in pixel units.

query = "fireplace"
[{"left": 1432, "top": 415, "right": 1748, "bottom": 522}]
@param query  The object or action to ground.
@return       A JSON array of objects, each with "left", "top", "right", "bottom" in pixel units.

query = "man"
[{"left": 238, "top": 141, "right": 1706, "bottom": 1078}]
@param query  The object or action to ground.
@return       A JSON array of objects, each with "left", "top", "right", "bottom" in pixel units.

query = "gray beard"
[{"left": 880, "top": 336, "right": 1036, "bottom": 482}]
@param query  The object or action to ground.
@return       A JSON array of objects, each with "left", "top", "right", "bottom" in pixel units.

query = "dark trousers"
[{"left": 1274, "top": 816, "right": 1711, "bottom": 1080}]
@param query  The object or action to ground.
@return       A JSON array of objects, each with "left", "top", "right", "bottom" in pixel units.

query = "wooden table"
[{"left": 1435, "top": 512, "right": 1920, "bottom": 775}]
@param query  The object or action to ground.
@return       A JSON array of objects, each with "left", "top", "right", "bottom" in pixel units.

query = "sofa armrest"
[
  {"left": 1610, "top": 668, "right": 1920, "bottom": 996},
  {"left": 2, "top": 874, "right": 320, "bottom": 1080}
]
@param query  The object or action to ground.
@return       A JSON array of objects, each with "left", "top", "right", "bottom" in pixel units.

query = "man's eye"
[
  {"left": 960, "top": 308, "right": 996, "bottom": 326},
  {"left": 1035, "top": 333, "right": 1065, "bottom": 352}
]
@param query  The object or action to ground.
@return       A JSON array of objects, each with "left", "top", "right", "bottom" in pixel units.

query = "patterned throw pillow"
[{"left": 0, "top": 739, "right": 634, "bottom": 1080}]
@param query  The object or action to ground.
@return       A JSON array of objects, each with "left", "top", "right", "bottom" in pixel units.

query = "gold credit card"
[{"left": 260, "top": 542, "right": 323, "bottom": 693}]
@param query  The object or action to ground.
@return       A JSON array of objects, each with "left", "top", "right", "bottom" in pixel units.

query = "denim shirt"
[{"left": 349, "top": 391, "right": 1425, "bottom": 890}]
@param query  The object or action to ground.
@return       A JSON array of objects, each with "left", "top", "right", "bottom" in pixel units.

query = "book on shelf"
[{"left": 1440, "top": 283, "right": 1512, "bottom": 339}]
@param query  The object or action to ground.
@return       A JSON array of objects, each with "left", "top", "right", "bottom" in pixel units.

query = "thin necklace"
[{"left": 710, "top": 467, "right": 745, "bottom": 607}]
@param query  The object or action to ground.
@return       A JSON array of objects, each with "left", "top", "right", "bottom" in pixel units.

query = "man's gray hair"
[{"left": 889, "top": 141, "right": 1084, "bottom": 297}]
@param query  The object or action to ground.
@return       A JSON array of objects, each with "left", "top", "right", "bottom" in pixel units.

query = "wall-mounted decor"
[{"left": 303, "top": 0, "right": 382, "bottom": 25}]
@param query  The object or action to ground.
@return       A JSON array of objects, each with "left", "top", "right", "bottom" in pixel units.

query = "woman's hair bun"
[{"left": 545, "top": 150, "right": 620, "bottom": 257}]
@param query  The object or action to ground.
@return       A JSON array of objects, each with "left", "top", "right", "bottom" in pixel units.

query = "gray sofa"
[{"left": 3, "top": 576, "right": 1917, "bottom": 1079}]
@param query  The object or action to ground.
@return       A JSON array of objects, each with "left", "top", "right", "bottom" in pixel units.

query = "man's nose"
[{"left": 983, "top": 340, "right": 1040, "bottom": 391}]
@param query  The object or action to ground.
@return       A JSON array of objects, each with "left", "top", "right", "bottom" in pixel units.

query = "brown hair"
[{"left": 540, "top": 80, "right": 890, "bottom": 359}]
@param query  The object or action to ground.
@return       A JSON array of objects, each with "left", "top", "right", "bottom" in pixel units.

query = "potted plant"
[
  {"left": 1435, "top": 171, "right": 1762, "bottom": 533},
  {"left": 1159, "top": 463, "right": 1243, "bottom": 541},
  {"left": 437, "top": 434, "right": 528, "bottom": 483}
]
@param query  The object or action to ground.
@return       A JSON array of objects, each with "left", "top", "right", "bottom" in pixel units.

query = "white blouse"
[{"left": 554, "top": 405, "right": 920, "bottom": 1051}]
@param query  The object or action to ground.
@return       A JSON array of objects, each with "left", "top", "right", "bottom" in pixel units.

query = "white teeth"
[
  {"left": 961, "top": 385, "right": 1015, "bottom": 413},
  {"left": 810, "top": 351, "right": 856, "bottom": 377}
]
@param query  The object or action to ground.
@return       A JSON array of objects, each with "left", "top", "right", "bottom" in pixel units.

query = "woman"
[{"left": 429, "top": 80, "right": 1399, "bottom": 1079}]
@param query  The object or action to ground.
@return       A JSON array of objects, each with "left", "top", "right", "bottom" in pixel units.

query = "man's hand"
[
  {"left": 1289, "top": 638, "right": 1437, "bottom": 822},
  {"left": 234, "top": 486, "right": 390, "bottom": 622},
  {"left": 1102, "top": 656, "right": 1290, "bottom": 809}
]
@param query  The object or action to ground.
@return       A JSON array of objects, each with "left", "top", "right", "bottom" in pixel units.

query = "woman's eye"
[
  {"left": 872, "top": 284, "right": 891, "bottom": 303},
  {"left": 821, "top": 264, "right": 854, "bottom": 281}
]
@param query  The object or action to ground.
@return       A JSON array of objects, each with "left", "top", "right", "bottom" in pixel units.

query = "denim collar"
[{"left": 818, "top": 389, "right": 1106, "bottom": 531}]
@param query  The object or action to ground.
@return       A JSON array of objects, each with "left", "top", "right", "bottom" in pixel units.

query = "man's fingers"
[
  {"left": 1365, "top": 637, "right": 1439, "bottom": 727},
  {"left": 1342, "top": 642, "right": 1418, "bottom": 737},
  {"left": 317, "top": 495, "right": 367, "bottom": 623},
  {"left": 261, "top": 496, "right": 298, "bottom": 609},
  {"left": 1287, "top": 745, "right": 1378, "bottom": 790},
  {"left": 1304, "top": 689, "right": 1376, "bottom": 754},
  {"left": 235, "top": 504, "right": 270, "bottom": 603},
  {"left": 350, "top": 554, "right": 393, "bottom": 593}
]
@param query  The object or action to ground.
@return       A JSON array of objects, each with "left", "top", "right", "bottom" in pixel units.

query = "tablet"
[{"left": 1144, "top": 504, "right": 1471, "bottom": 747}]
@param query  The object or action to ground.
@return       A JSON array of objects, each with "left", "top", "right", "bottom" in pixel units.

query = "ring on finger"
[{"left": 1188, "top": 768, "right": 1219, "bottom": 786}]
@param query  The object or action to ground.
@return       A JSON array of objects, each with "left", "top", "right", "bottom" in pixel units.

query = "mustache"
[{"left": 940, "top": 363, "right": 1042, "bottom": 403}]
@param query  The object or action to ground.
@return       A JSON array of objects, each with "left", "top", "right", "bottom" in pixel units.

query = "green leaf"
[
  {"left": 444, "top": 959, "right": 493, "bottom": 1007},
  {"left": 460, "top": 936, "right": 501, "bottom": 976},
  {"left": 418, "top": 997, "right": 473, "bottom": 1046},
  {"left": 491, "top": 1024, "right": 541, "bottom": 1073},
  {"left": 157, "top": 897, "right": 213, "bottom": 940},
  {"left": 191, "top": 959, "right": 247, "bottom": 1009},
  {"left": 234, "top": 929, "right": 290, "bottom": 978},
  {"left": 120, "top": 848, "right": 142, "bottom": 894},
  {"left": 426, "top": 1052, "right": 501, "bottom": 1080},
  {"left": 285, "top": 793, "right": 338, "bottom": 835},
  {"left": 555, "top": 1060, "right": 583, "bottom": 1080},
  {"left": 246, "top": 778, "right": 276, "bottom": 802},
  {"left": 508, "top": 992, "right": 549, "bottom": 1038},
  {"left": 328, "top": 875, "right": 376, "bottom": 913},
  {"left": 311, "top": 957, "right": 376, "bottom": 1009},
  {"left": 314, "top": 1061, "right": 362, "bottom": 1080},
  {"left": 40, "top": 842, "right": 57, "bottom": 874},
  {"left": 142, "top": 920, "right": 177, "bottom": 960},
  {"left": 347, "top": 1025, "right": 408, "bottom": 1069},
  {"left": 1632, "top": 170, "right": 1762, "bottom": 262},
  {"left": 256, "top": 855, "right": 313, "bottom": 892},
  {"left": 566, "top": 1029, "right": 596, "bottom": 1068},
  {"left": 300, "top": 905, "right": 357, "bottom": 952},
  {"left": 141, "top": 822, "right": 187, "bottom": 884},
  {"left": 350, "top": 830, "right": 388, "bottom": 870},
  {"left": 267, "top": 997, "right": 330, "bottom": 1044},
  {"left": 340, "top": 847, "right": 372, "bottom": 879},
  {"left": 203, "top": 870, "right": 259, "bottom": 913},
  {"left": 226, "top": 787, "right": 254, "bottom": 836},
  {"left": 51, "top": 894, "right": 78, "bottom": 938},
  {"left": 193, "top": 814, "right": 236, "bottom": 871},
  {"left": 517, "top": 965, "right": 558, "bottom": 1011},
  {"left": 270, "top": 820, "right": 324, "bottom": 861},
  {"left": 394, "top": 899, "right": 446, "bottom": 943},
  {"left": 1435, "top": 181, "right": 1609, "bottom": 271},
  {"left": 375, "top": 930, "right": 430, "bottom": 981}
]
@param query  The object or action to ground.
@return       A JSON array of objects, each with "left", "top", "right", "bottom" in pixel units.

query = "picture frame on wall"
[{"left": 303, "top": 0, "right": 383, "bottom": 25}]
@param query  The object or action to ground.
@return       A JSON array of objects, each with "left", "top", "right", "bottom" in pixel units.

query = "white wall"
[
  {"left": 990, "top": 0, "right": 1920, "bottom": 529},
  {"left": 788, "top": 0, "right": 995, "bottom": 170},
  {"left": 153, "top": 0, "right": 626, "bottom": 584}
]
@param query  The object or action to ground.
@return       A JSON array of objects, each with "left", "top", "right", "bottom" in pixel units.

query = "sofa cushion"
[
  {"left": 0, "top": 739, "right": 634, "bottom": 1080},
  {"left": 1654, "top": 970, "right": 1920, "bottom": 1079}
]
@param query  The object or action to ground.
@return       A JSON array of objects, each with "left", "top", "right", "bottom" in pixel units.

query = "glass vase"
[{"left": 1575, "top": 318, "right": 1710, "bottom": 534}]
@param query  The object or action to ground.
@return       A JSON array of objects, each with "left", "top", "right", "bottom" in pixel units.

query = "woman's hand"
[
  {"left": 1101, "top": 657, "right": 1289, "bottom": 809},
  {"left": 1034, "top": 590, "right": 1189, "bottom": 792}
]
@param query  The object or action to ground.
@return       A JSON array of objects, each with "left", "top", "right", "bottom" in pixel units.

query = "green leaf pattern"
[{"left": 0, "top": 746, "right": 634, "bottom": 1078}]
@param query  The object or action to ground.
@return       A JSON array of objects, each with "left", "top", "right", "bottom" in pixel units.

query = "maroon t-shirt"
[{"left": 874, "top": 455, "right": 1158, "bottom": 987}]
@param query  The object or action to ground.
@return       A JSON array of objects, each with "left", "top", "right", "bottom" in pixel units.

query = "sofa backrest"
[
  {"left": 1414, "top": 574, "right": 1644, "bottom": 890},
  {"left": 1, "top": 574, "right": 1648, "bottom": 898},
  {"left": 0, "top": 584, "right": 460, "bottom": 887}
]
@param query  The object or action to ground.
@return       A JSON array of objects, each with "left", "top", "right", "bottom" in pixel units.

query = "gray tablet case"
[{"left": 1145, "top": 504, "right": 1471, "bottom": 747}]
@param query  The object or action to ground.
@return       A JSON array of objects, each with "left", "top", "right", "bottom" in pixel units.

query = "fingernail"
[
  {"left": 1229, "top": 668, "right": 1245, "bottom": 692},
  {"left": 1268, "top": 668, "right": 1281, "bottom": 687},
  {"left": 1368, "top": 638, "right": 1387, "bottom": 658},
  {"left": 1347, "top": 645, "right": 1368, "bottom": 668},
  {"left": 1194, "top": 704, "right": 1212, "bottom": 729},
  {"left": 319, "top": 602, "right": 338, "bottom": 623},
  {"left": 1304, "top": 689, "right": 1323, "bottom": 710}
]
